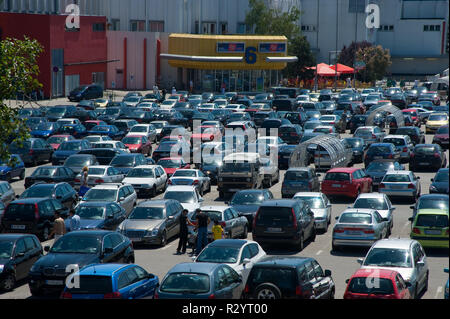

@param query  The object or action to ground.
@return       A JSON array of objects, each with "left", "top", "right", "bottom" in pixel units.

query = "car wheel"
[
  {"left": 160, "top": 231, "right": 167, "bottom": 247},
  {"left": 5, "top": 173, "right": 11, "bottom": 183},
  {"left": 413, "top": 284, "right": 419, "bottom": 299},
  {"left": 329, "top": 288, "right": 335, "bottom": 299},
  {"left": 423, "top": 272, "right": 429, "bottom": 294},
  {"left": 32, "top": 157, "right": 38, "bottom": 167},
  {"left": 207, "top": 182, "right": 211, "bottom": 193},
  {"left": 332, "top": 242, "right": 341, "bottom": 252},
  {"left": 254, "top": 283, "right": 282, "bottom": 299},
  {"left": 219, "top": 191, "right": 224, "bottom": 199},
  {"left": 298, "top": 234, "right": 304, "bottom": 251},
  {"left": 0, "top": 273, "right": 16, "bottom": 291},
  {"left": 151, "top": 185, "right": 157, "bottom": 198},
  {"left": 41, "top": 226, "right": 50, "bottom": 242},
  {"left": 30, "top": 286, "right": 44, "bottom": 297},
  {"left": 311, "top": 226, "right": 316, "bottom": 242},
  {"left": 19, "top": 170, "right": 25, "bottom": 180}
]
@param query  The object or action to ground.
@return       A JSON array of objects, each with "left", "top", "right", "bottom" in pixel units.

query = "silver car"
[
  {"left": 357, "top": 239, "right": 429, "bottom": 299},
  {"left": 379, "top": 170, "right": 421, "bottom": 202},
  {"left": 332, "top": 208, "right": 389, "bottom": 250},
  {"left": 117, "top": 199, "right": 183, "bottom": 247},
  {"left": 74, "top": 166, "right": 125, "bottom": 189},
  {"left": 0, "top": 181, "right": 15, "bottom": 205},
  {"left": 81, "top": 183, "right": 137, "bottom": 216},
  {"left": 64, "top": 154, "right": 99, "bottom": 175},
  {"left": 354, "top": 126, "right": 386, "bottom": 145},
  {"left": 350, "top": 193, "right": 396, "bottom": 235},
  {"left": 382, "top": 135, "right": 414, "bottom": 163},
  {"left": 293, "top": 192, "right": 332, "bottom": 231},
  {"left": 168, "top": 169, "right": 211, "bottom": 196}
]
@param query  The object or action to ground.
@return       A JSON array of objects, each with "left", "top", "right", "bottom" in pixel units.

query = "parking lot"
[{"left": 0, "top": 101, "right": 448, "bottom": 299}]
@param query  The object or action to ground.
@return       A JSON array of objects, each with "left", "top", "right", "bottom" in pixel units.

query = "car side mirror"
[
  {"left": 417, "top": 260, "right": 425, "bottom": 267},
  {"left": 168, "top": 215, "right": 174, "bottom": 220},
  {"left": 15, "top": 195, "right": 20, "bottom": 199},
  {"left": 44, "top": 246, "right": 50, "bottom": 252},
  {"left": 324, "top": 270, "right": 332, "bottom": 277},
  {"left": 335, "top": 216, "right": 339, "bottom": 220},
  {"left": 357, "top": 258, "right": 363, "bottom": 265},
  {"left": 409, "top": 205, "right": 415, "bottom": 209},
  {"left": 199, "top": 197, "right": 204, "bottom": 202},
  {"left": 416, "top": 176, "right": 420, "bottom": 179},
  {"left": 191, "top": 256, "right": 196, "bottom": 261},
  {"left": 391, "top": 206, "right": 396, "bottom": 211}
]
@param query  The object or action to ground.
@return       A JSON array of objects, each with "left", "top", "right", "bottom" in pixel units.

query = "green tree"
[
  {"left": 356, "top": 45, "right": 392, "bottom": 84},
  {"left": 338, "top": 41, "right": 373, "bottom": 68},
  {"left": 0, "top": 36, "right": 44, "bottom": 163},
  {"left": 285, "top": 35, "right": 316, "bottom": 79}
]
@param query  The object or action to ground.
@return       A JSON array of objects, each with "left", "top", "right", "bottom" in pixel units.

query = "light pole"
[{"left": 334, "top": 0, "right": 339, "bottom": 92}]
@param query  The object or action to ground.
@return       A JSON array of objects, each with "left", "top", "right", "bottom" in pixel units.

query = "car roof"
[
  {"left": 167, "top": 262, "right": 221, "bottom": 275},
  {"left": 207, "top": 239, "right": 250, "bottom": 248},
  {"left": 416, "top": 209, "right": 449, "bottom": 216},
  {"left": 351, "top": 268, "right": 398, "bottom": 279},
  {"left": 254, "top": 256, "right": 313, "bottom": 268},
  {"left": 138, "top": 200, "right": 173, "bottom": 207},
  {"left": 0, "top": 234, "right": 38, "bottom": 241},
  {"left": 357, "top": 193, "right": 386, "bottom": 199},
  {"left": 165, "top": 185, "right": 197, "bottom": 191},
  {"left": 199, "top": 205, "right": 229, "bottom": 212},
  {"left": 384, "top": 135, "right": 407, "bottom": 139},
  {"left": 287, "top": 167, "right": 311, "bottom": 172},
  {"left": 77, "top": 202, "right": 112, "bottom": 207},
  {"left": 260, "top": 199, "right": 301, "bottom": 207},
  {"left": 294, "top": 192, "right": 322, "bottom": 197},
  {"left": 91, "top": 183, "right": 125, "bottom": 189},
  {"left": 326, "top": 167, "right": 358, "bottom": 173},
  {"left": 77, "top": 263, "right": 132, "bottom": 276},
  {"left": 342, "top": 208, "right": 377, "bottom": 214},
  {"left": 418, "top": 193, "right": 449, "bottom": 200},
  {"left": 385, "top": 170, "right": 411, "bottom": 175},
  {"left": 371, "top": 238, "right": 415, "bottom": 249}
]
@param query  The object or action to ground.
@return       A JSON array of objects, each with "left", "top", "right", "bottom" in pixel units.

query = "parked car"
[
  {"left": 74, "top": 166, "right": 125, "bottom": 189},
  {"left": 25, "top": 166, "right": 76, "bottom": 189},
  {"left": 122, "top": 165, "right": 167, "bottom": 197},
  {"left": 28, "top": 230, "right": 134, "bottom": 296},
  {"left": 429, "top": 168, "right": 449, "bottom": 194},
  {"left": 357, "top": 239, "right": 429, "bottom": 299},
  {"left": 426, "top": 113, "right": 448, "bottom": 134},
  {"left": 278, "top": 145, "right": 297, "bottom": 169},
  {"left": 81, "top": 184, "right": 137, "bottom": 216},
  {"left": 68, "top": 84, "right": 103, "bottom": 102},
  {"left": 68, "top": 201, "right": 126, "bottom": 231},
  {"left": 47, "top": 135, "right": 75, "bottom": 151},
  {"left": 83, "top": 135, "right": 112, "bottom": 144},
  {"left": 0, "top": 181, "right": 15, "bottom": 205},
  {"left": 118, "top": 199, "right": 183, "bottom": 247},
  {"left": 342, "top": 137, "right": 366, "bottom": 164},
  {"left": 410, "top": 194, "right": 449, "bottom": 221},
  {"left": 243, "top": 256, "right": 335, "bottom": 299},
  {"left": 354, "top": 126, "right": 386, "bottom": 145},
  {"left": 30, "top": 122, "right": 62, "bottom": 139},
  {"left": 277, "top": 124, "right": 303, "bottom": 145},
  {"left": 127, "top": 124, "right": 157, "bottom": 143},
  {"left": 229, "top": 190, "right": 274, "bottom": 231},
  {"left": 157, "top": 157, "right": 191, "bottom": 178},
  {"left": 364, "top": 143, "right": 400, "bottom": 167},
  {"left": 392, "top": 126, "right": 425, "bottom": 146},
  {"left": 156, "top": 262, "right": 244, "bottom": 299},
  {"left": 351, "top": 192, "right": 395, "bottom": 233},
  {"left": 0, "top": 154, "right": 25, "bottom": 182},
  {"left": 51, "top": 140, "right": 91, "bottom": 165},
  {"left": 321, "top": 168, "right": 373, "bottom": 200},
  {"left": 344, "top": 269, "right": 411, "bottom": 299},
  {"left": 379, "top": 170, "right": 421, "bottom": 202},
  {"left": 168, "top": 169, "right": 211, "bottom": 196},
  {"left": 63, "top": 154, "right": 99, "bottom": 175},
  {"left": 0, "top": 234, "right": 42, "bottom": 291},
  {"left": 1, "top": 198, "right": 69, "bottom": 241},
  {"left": 9, "top": 138, "right": 53, "bottom": 167},
  {"left": 409, "top": 208, "right": 448, "bottom": 249},
  {"left": 88, "top": 125, "right": 126, "bottom": 141},
  {"left": 432, "top": 125, "right": 449, "bottom": 149},
  {"left": 382, "top": 135, "right": 414, "bottom": 163},
  {"left": 163, "top": 185, "right": 203, "bottom": 213},
  {"left": 109, "top": 153, "right": 148, "bottom": 175},
  {"left": 20, "top": 182, "right": 78, "bottom": 211},
  {"left": 281, "top": 167, "right": 320, "bottom": 198},
  {"left": 409, "top": 144, "right": 447, "bottom": 171},
  {"left": 252, "top": 199, "right": 316, "bottom": 251},
  {"left": 122, "top": 135, "right": 152, "bottom": 155},
  {"left": 293, "top": 192, "right": 332, "bottom": 232}
]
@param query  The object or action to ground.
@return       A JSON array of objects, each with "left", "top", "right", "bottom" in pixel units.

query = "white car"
[
  {"left": 168, "top": 169, "right": 211, "bottom": 196},
  {"left": 225, "top": 104, "right": 247, "bottom": 112},
  {"left": 56, "top": 118, "right": 81, "bottom": 126},
  {"left": 379, "top": 170, "right": 421, "bottom": 202},
  {"left": 163, "top": 185, "right": 203, "bottom": 213},
  {"left": 92, "top": 141, "right": 130, "bottom": 153},
  {"left": 83, "top": 135, "right": 112, "bottom": 143},
  {"left": 74, "top": 165, "right": 125, "bottom": 189},
  {"left": 150, "top": 120, "right": 169, "bottom": 136},
  {"left": 81, "top": 183, "right": 137, "bottom": 216},
  {"left": 293, "top": 192, "right": 332, "bottom": 231},
  {"left": 357, "top": 238, "right": 429, "bottom": 299},
  {"left": 214, "top": 99, "right": 228, "bottom": 108},
  {"left": 126, "top": 124, "right": 157, "bottom": 142},
  {"left": 256, "top": 136, "right": 286, "bottom": 151},
  {"left": 122, "top": 165, "right": 168, "bottom": 197},
  {"left": 296, "top": 95, "right": 310, "bottom": 102},
  {"left": 198, "top": 103, "right": 218, "bottom": 112},
  {"left": 194, "top": 239, "right": 266, "bottom": 283},
  {"left": 160, "top": 99, "right": 177, "bottom": 110}
]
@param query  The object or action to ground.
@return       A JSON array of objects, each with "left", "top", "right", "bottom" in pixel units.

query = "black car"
[
  {"left": 68, "top": 84, "right": 103, "bottom": 102},
  {"left": 110, "top": 153, "right": 148, "bottom": 175},
  {"left": 281, "top": 168, "right": 321, "bottom": 198},
  {"left": 111, "top": 119, "right": 139, "bottom": 134},
  {"left": 191, "top": 111, "right": 215, "bottom": 126},
  {"left": 24, "top": 166, "right": 77, "bottom": 189},
  {"left": 252, "top": 200, "right": 316, "bottom": 251},
  {"left": 278, "top": 124, "right": 303, "bottom": 145},
  {"left": 365, "top": 161, "right": 404, "bottom": 187},
  {"left": 390, "top": 93, "right": 407, "bottom": 109},
  {"left": 77, "top": 148, "right": 128, "bottom": 165},
  {"left": 243, "top": 256, "right": 334, "bottom": 299},
  {"left": 98, "top": 107, "right": 128, "bottom": 124},
  {"left": 278, "top": 145, "right": 297, "bottom": 169},
  {"left": 9, "top": 138, "right": 54, "bottom": 167},
  {"left": 364, "top": 143, "right": 400, "bottom": 167},
  {"left": 73, "top": 108, "right": 96, "bottom": 123},
  {"left": 28, "top": 230, "right": 134, "bottom": 296},
  {"left": 229, "top": 189, "right": 274, "bottom": 231},
  {"left": 260, "top": 119, "right": 291, "bottom": 136},
  {"left": 20, "top": 182, "right": 78, "bottom": 212},
  {"left": 46, "top": 105, "right": 78, "bottom": 122},
  {"left": 121, "top": 109, "right": 156, "bottom": 124},
  {"left": 349, "top": 115, "right": 368, "bottom": 134},
  {"left": 152, "top": 141, "right": 187, "bottom": 162},
  {"left": 76, "top": 100, "right": 96, "bottom": 111},
  {"left": 283, "top": 111, "right": 307, "bottom": 126},
  {"left": 430, "top": 168, "right": 449, "bottom": 194},
  {"left": 211, "top": 109, "right": 233, "bottom": 124},
  {"left": 253, "top": 111, "right": 277, "bottom": 127},
  {"left": 167, "top": 111, "right": 189, "bottom": 128},
  {"left": 409, "top": 144, "right": 447, "bottom": 171},
  {"left": 393, "top": 126, "right": 425, "bottom": 145},
  {"left": 0, "top": 234, "right": 43, "bottom": 291},
  {"left": 342, "top": 137, "right": 366, "bottom": 163},
  {"left": 1, "top": 198, "right": 69, "bottom": 241}
]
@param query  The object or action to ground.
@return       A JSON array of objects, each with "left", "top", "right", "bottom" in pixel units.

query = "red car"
[
  {"left": 46, "top": 135, "right": 75, "bottom": 150},
  {"left": 122, "top": 135, "right": 152, "bottom": 156},
  {"left": 344, "top": 269, "right": 411, "bottom": 299},
  {"left": 402, "top": 109, "right": 420, "bottom": 126},
  {"left": 191, "top": 126, "right": 222, "bottom": 144},
  {"left": 321, "top": 167, "right": 372, "bottom": 199},
  {"left": 157, "top": 157, "right": 190, "bottom": 177},
  {"left": 84, "top": 120, "right": 107, "bottom": 131}
]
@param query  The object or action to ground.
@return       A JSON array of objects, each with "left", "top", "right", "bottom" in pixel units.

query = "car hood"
[
  {"left": 122, "top": 219, "right": 163, "bottom": 230},
  {"left": 366, "top": 170, "right": 387, "bottom": 178},
  {"left": 124, "top": 144, "right": 141, "bottom": 149},
  {"left": 114, "top": 167, "right": 133, "bottom": 174},
  {"left": 122, "top": 177, "right": 156, "bottom": 184},
  {"left": 33, "top": 253, "right": 99, "bottom": 270},
  {"left": 53, "top": 150, "right": 78, "bottom": 157},
  {"left": 79, "top": 219, "right": 105, "bottom": 229},
  {"left": 180, "top": 202, "right": 200, "bottom": 213},
  {"left": 361, "top": 266, "right": 415, "bottom": 283},
  {"left": 0, "top": 258, "right": 10, "bottom": 265},
  {"left": 50, "top": 144, "right": 61, "bottom": 150},
  {"left": 232, "top": 204, "right": 259, "bottom": 215}
]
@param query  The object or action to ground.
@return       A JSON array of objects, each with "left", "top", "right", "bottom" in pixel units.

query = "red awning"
[
  {"left": 330, "top": 63, "right": 354, "bottom": 74},
  {"left": 307, "top": 63, "right": 341, "bottom": 77}
]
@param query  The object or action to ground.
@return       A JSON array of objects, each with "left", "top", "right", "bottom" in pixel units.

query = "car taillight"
[
  {"left": 292, "top": 208, "right": 297, "bottom": 230},
  {"left": 95, "top": 179, "right": 104, "bottom": 183},
  {"left": 295, "top": 285, "right": 303, "bottom": 296},
  {"left": 253, "top": 209, "right": 259, "bottom": 230},
  {"left": 407, "top": 183, "right": 415, "bottom": 189},
  {"left": 412, "top": 227, "right": 421, "bottom": 234},
  {"left": 192, "top": 180, "right": 199, "bottom": 185},
  {"left": 60, "top": 292, "right": 72, "bottom": 299},
  {"left": 168, "top": 180, "right": 172, "bottom": 185},
  {"left": 29, "top": 149, "right": 34, "bottom": 155},
  {"left": 410, "top": 153, "right": 415, "bottom": 158},
  {"left": 220, "top": 221, "right": 226, "bottom": 228},
  {"left": 244, "top": 284, "right": 250, "bottom": 293},
  {"left": 334, "top": 228, "right": 344, "bottom": 233},
  {"left": 434, "top": 153, "right": 440, "bottom": 158},
  {"left": 74, "top": 178, "right": 81, "bottom": 183},
  {"left": 329, "top": 122, "right": 335, "bottom": 125},
  {"left": 290, "top": 132, "right": 298, "bottom": 136},
  {"left": 35, "top": 203, "right": 40, "bottom": 220},
  {"left": 445, "top": 229, "right": 449, "bottom": 235},
  {"left": 153, "top": 290, "right": 159, "bottom": 299},
  {"left": 363, "top": 229, "right": 375, "bottom": 234},
  {"left": 208, "top": 294, "right": 215, "bottom": 299},
  {"left": 104, "top": 292, "right": 122, "bottom": 299},
  {"left": 210, "top": 135, "right": 214, "bottom": 141},
  {"left": 388, "top": 154, "right": 393, "bottom": 159},
  {"left": 402, "top": 147, "right": 408, "bottom": 152},
  {"left": 379, "top": 183, "right": 385, "bottom": 189},
  {"left": 372, "top": 134, "right": 377, "bottom": 139}
]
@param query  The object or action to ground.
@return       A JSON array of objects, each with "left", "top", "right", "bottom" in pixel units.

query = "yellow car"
[
  {"left": 426, "top": 113, "right": 449, "bottom": 134},
  {"left": 94, "top": 98, "right": 109, "bottom": 108},
  {"left": 409, "top": 209, "right": 449, "bottom": 249}
]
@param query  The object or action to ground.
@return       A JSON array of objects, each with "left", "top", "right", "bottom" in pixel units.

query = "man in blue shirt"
[{"left": 68, "top": 210, "right": 81, "bottom": 232}]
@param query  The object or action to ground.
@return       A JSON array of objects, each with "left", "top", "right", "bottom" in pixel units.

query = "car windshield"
[
  {"left": 58, "top": 142, "right": 81, "bottom": 151},
  {"left": 92, "top": 126, "right": 110, "bottom": 132},
  {"left": 339, "top": 213, "right": 372, "bottom": 224},
  {"left": 21, "top": 186, "right": 53, "bottom": 198},
  {"left": 65, "top": 157, "right": 90, "bottom": 166},
  {"left": 196, "top": 246, "right": 240, "bottom": 264},
  {"left": 122, "top": 137, "right": 142, "bottom": 144},
  {"left": 416, "top": 214, "right": 448, "bottom": 228},
  {"left": 222, "top": 162, "right": 251, "bottom": 172},
  {"left": 434, "top": 171, "right": 449, "bottom": 182},
  {"left": 158, "top": 159, "right": 181, "bottom": 168},
  {"left": 324, "top": 172, "right": 350, "bottom": 181},
  {"left": 417, "top": 198, "right": 449, "bottom": 210},
  {"left": 366, "top": 162, "right": 395, "bottom": 171},
  {"left": 363, "top": 248, "right": 412, "bottom": 268},
  {"left": 76, "top": 206, "right": 105, "bottom": 220},
  {"left": 383, "top": 174, "right": 411, "bottom": 182},
  {"left": 32, "top": 167, "right": 57, "bottom": 177},
  {"left": 160, "top": 273, "right": 210, "bottom": 294},
  {"left": 50, "top": 235, "right": 101, "bottom": 254},
  {"left": 129, "top": 207, "right": 164, "bottom": 219},
  {"left": 348, "top": 277, "right": 395, "bottom": 295},
  {"left": 48, "top": 107, "right": 66, "bottom": 115},
  {"left": 231, "top": 192, "right": 264, "bottom": 205},
  {"left": 383, "top": 138, "right": 404, "bottom": 146},
  {"left": 304, "top": 122, "right": 321, "bottom": 130},
  {"left": 131, "top": 126, "right": 148, "bottom": 133},
  {"left": 295, "top": 196, "right": 325, "bottom": 209},
  {"left": 164, "top": 191, "right": 196, "bottom": 204},
  {"left": 354, "top": 198, "right": 388, "bottom": 210},
  {"left": 429, "top": 115, "right": 447, "bottom": 121},
  {"left": 36, "top": 123, "right": 55, "bottom": 130},
  {"left": 111, "top": 156, "right": 135, "bottom": 166},
  {"left": 173, "top": 171, "right": 196, "bottom": 177},
  {"left": 0, "top": 241, "right": 14, "bottom": 259},
  {"left": 436, "top": 126, "right": 449, "bottom": 134},
  {"left": 48, "top": 136, "right": 68, "bottom": 144},
  {"left": 127, "top": 168, "right": 155, "bottom": 178},
  {"left": 157, "top": 142, "right": 178, "bottom": 152},
  {"left": 84, "top": 189, "right": 117, "bottom": 202},
  {"left": 88, "top": 168, "right": 105, "bottom": 175}
]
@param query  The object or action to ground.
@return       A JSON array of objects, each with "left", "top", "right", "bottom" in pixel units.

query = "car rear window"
[
  {"left": 160, "top": 273, "right": 210, "bottom": 294},
  {"left": 255, "top": 207, "right": 294, "bottom": 226},
  {"left": 414, "top": 147, "right": 435, "bottom": 155},
  {"left": 383, "top": 174, "right": 411, "bottom": 183},
  {"left": 66, "top": 275, "right": 112, "bottom": 294},
  {"left": 368, "top": 146, "right": 392, "bottom": 154},
  {"left": 324, "top": 172, "right": 350, "bottom": 181},
  {"left": 249, "top": 267, "right": 296, "bottom": 290},
  {"left": 339, "top": 213, "right": 372, "bottom": 224},
  {"left": 348, "top": 277, "right": 394, "bottom": 295},
  {"left": 285, "top": 171, "right": 309, "bottom": 180},
  {"left": 4, "top": 204, "right": 36, "bottom": 221},
  {"left": 415, "top": 214, "right": 448, "bottom": 228}
]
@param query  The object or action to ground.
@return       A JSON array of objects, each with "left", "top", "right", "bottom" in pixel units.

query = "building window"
[
  {"left": 149, "top": 21, "right": 164, "bottom": 32},
  {"left": 424, "top": 24, "right": 441, "bottom": 32},
  {"left": 202, "top": 22, "right": 216, "bottom": 34},
  {"left": 110, "top": 19, "right": 120, "bottom": 31},
  {"left": 379, "top": 25, "right": 394, "bottom": 32},
  {"left": 130, "top": 20, "right": 146, "bottom": 32},
  {"left": 348, "top": 0, "right": 365, "bottom": 13},
  {"left": 93, "top": 23, "right": 106, "bottom": 32},
  {"left": 237, "top": 23, "right": 252, "bottom": 34},
  {"left": 301, "top": 25, "right": 316, "bottom": 32},
  {"left": 220, "top": 22, "right": 228, "bottom": 35}
]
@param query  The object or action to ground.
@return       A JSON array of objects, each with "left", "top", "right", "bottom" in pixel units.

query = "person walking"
[
  {"left": 212, "top": 220, "right": 225, "bottom": 241},
  {"left": 49, "top": 211, "right": 66, "bottom": 241},
  {"left": 176, "top": 209, "right": 192, "bottom": 254},
  {"left": 195, "top": 208, "right": 210, "bottom": 256},
  {"left": 68, "top": 210, "right": 81, "bottom": 232},
  {"left": 79, "top": 166, "right": 89, "bottom": 197},
  {"left": 172, "top": 86, "right": 176, "bottom": 95}
]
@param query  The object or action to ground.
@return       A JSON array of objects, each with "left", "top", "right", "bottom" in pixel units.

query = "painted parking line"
[
  {"left": 434, "top": 286, "right": 443, "bottom": 299},
  {"left": 161, "top": 243, "right": 175, "bottom": 250},
  {"left": 316, "top": 250, "right": 323, "bottom": 255}
]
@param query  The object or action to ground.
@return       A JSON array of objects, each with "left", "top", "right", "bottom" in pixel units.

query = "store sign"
[
  {"left": 259, "top": 42, "right": 286, "bottom": 53},
  {"left": 217, "top": 42, "right": 245, "bottom": 53}
]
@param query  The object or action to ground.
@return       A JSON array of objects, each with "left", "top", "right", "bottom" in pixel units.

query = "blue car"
[
  {"left": 58, "top": 124, "right": 88, "bottom": 139},
  {"left": 61, "top": 263, "right": 159, "bottom": 299},
  {"left": 0, "top": 154, "right": 25, "bottom": 182},
  {"left": 31, "top": 122, "right": 62, "bottom": 139},
  {"left": 445, "top": 268, "right": 449, "bottom": 299},
  {"left": 156, "top": 262, "right": 244, "bottom": 299},
  {"left": 52, "top": 140, "right": 92, "bottom": 165},
  {"left": 88, "top": 125, "right": 126, "bottom": 140},
  {"left": 364, "top": 143, "right": 400, "bottom": 167}
]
